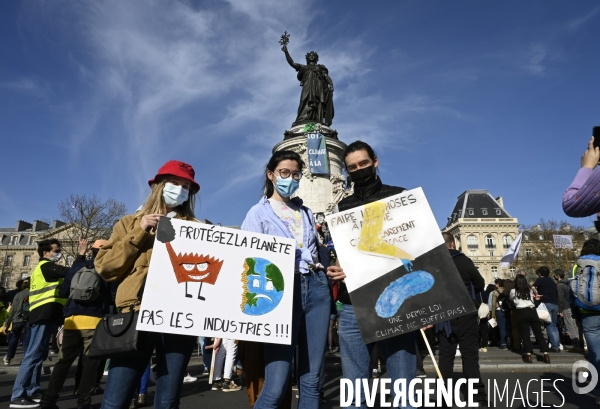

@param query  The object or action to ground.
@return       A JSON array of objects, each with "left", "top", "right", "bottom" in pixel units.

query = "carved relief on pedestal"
[{"left": 327, "top": 173, "right": 353, "bottom": 212}]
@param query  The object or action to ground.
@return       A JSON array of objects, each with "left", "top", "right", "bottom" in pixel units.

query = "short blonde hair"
[{"left": 138, "top": 178, "right": 197, "bottom": 221}]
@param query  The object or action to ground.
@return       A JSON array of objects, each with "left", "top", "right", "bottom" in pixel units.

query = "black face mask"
[{"left": 349, "top": 165, "right": 377, "bottom": 188}]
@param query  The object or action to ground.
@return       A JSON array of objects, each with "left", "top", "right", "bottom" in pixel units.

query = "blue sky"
[{"left": 1, "top": 1, "right": 599, "bottom": 230}]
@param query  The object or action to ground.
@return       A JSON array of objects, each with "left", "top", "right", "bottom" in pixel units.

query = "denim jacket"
[{"left": 241, "top": 196, "right": 319, "bottom": 274}]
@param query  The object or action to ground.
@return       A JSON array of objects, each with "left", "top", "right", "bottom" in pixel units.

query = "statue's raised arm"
[{"left": 282, "top": 45, "right": 302, "bottom": 71}]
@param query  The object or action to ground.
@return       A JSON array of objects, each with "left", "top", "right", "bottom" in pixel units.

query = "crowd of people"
[{"left": 1, "top": 135, "right": 600, "bottom": 408}]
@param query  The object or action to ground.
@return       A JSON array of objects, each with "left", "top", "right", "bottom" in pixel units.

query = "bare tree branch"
[{"left": 55, "top": 194, "right": 127, "bottom": 258}]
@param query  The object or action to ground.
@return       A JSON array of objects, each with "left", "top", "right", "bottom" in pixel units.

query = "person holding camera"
[{"left": 563, "top": 136, "right": 600, "bottom": 217}]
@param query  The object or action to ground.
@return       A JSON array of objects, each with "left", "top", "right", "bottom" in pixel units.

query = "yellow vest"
[{"left": 29, "top": 260, "right": 67, "bottom": 311}]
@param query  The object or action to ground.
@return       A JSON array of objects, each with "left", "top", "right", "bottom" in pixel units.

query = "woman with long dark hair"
[
  {"left": 241, "top": 150, "right": 331, "bottom": 409},
  {"left": 509, "top": 275, "right": 550, "bottom": 363}
]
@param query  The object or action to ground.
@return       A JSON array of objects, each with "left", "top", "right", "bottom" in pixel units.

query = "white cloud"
[{"left": 566, "top": 6, "right": 600, "bottom": 31}]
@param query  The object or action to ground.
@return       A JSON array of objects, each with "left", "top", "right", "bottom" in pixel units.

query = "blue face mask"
[{"left": 274, "top": 176, "right": 299, "bottom": 198}]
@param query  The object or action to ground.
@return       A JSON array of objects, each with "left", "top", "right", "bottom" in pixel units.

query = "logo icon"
[{"left": 572, "top": 360, "right": 599, "bottom": 394}]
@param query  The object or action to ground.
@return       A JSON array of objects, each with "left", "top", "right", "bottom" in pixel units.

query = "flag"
[{"left": 500, "top": 233, "right": 522, "bottom": 268}]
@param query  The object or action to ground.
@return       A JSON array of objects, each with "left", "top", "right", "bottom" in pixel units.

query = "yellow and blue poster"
[
  {"left": 326, "top": 188, "right": 476, "bottom": 344},
  {"left": 307, "top": 132, "right": 329, "bottom": 175}
]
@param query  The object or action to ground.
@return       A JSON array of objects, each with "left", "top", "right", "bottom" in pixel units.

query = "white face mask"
[
  {"left": 49, "top": 252, "right": 62, "bottom": 262},
  {"left": 163, "top": 183, "right": 189, "bottom": 208}
]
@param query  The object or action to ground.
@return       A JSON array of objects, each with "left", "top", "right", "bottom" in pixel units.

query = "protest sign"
[
  {"left": 553, "top": 234, "right": 573, "bottom": 249},
  {"left": 326, "top": 188, "right": 476, "bottom": 344},
  {"left": 136, "top": 217, "right": 296, "bottom": 344},
  {"left": 307, "top": 132, "right": 329, "bottom": 175}
]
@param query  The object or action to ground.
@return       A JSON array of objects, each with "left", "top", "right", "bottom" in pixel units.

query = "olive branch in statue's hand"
[{"left": 279, "top": 31, "right": 290, "bottom": 51}]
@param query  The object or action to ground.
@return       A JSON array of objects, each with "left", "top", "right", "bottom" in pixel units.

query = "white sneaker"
[{"left": 183, "top": 373, "right": 197, "bottom": 383}]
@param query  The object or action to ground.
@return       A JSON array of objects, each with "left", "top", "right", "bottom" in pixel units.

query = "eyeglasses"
[{"left": 274, "top": 168, "right": 302, "bottom": 181}]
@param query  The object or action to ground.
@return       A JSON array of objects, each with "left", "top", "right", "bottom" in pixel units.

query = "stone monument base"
[{"left": 273, "top": 126, "right": 350, "bottom": 214}]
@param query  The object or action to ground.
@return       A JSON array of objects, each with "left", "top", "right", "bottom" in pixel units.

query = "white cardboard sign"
[{"left": 136, "top": 217, "right": 296, "bottom": 344}]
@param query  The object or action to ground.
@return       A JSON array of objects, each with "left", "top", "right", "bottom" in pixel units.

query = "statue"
[{"left": 280, "top": 32, "right": 334, "bottom": 127}]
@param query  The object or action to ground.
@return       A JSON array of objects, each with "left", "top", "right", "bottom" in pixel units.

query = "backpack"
[
  {"left": 570, "top": 255, "right": 600, "bottom": 311},
  {"left": 20, "top": 295, "right": 30, "bottom": 321},
  {"left": 70, "top": 266, "right": 103, "bottom": 302}
]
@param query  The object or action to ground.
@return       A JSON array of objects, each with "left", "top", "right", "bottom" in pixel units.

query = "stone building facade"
[
  {"left": 442, "top": 190, "right": 520, "bottom": 284},
  {"left": 0, "top": 220, "right": 78, "bottom": 290}
]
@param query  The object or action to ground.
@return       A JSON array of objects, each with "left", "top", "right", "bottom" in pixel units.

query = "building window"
[
  {"left": 470, "top": 250, "right": 477, "bottom": 257},
  {"left": 23, "top": 255, "right": 31, "bottom": 267},
  {"left": 485, "top": 235, "right": 496, "bottom": 248},
  {"left": 510, "top": 267, "right": 516, "bottom": 277},
  {"left": 21, "top": 273, "right": 29, "bottom": 279},
  {"left": 525, "top": 248, "right": 532, "bottom": 258},
  {"left": 502, "top": 235, "right": 513, "bottom": 249},
  {"left": 584, "top": 233, "right": 590, "bottom": 240},
  {"left": 4, "top": 255, "right": 13, "bottom": 267},
  {"left": 467, "top": 235, "right": 478, "bottom": 249},
  {"left": 66, "top": 255, "right": 74, "bottom": 267},
  {"left": 468, "top": 209, "right": 474, "bottom": 216},
  {"left": 10, "top": 236, "right": 18, "bottom": 245},
  {"left": 538, "top": 234, "right": 544, "bottom": 240},
  {"left": 491, "top": 266, "right": 498, "bottom": 278},
  {"left": 29, "top": 236, "right": 36, "bottom": 245},
  {"left": 489, "top": 251, "right": 494, "bottom": 257},
  {"left": 481, "top": 208, "right": 488, "bottom": 216},
  {"left": 0, "top": 273, "right": 9, "bottom": 287},
  {"left": 524, "top": 234, "right": 529, "bottom": 240},
  {"left": 496, "top": 209, "right": 502, "bottom": 215}
]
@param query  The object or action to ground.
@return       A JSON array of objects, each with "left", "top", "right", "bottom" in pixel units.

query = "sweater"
[
  {"left": 563, "top": 167, "right": 600, "bottom": 217},
  {"left": 509, "top": 289, "right": 536, "bottom": 309},
  {"left": 95, "top": 213, "right": 155, "bottom": 310},
  {"left": 241, "top": 196, "right": 319, "bottom": 274},
  {"left": 556, "top": 280, "right": 570, "bottom": 312}
]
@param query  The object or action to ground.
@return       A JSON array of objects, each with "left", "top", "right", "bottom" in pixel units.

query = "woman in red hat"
[{"left": 95, "top": 160, "right": 200, "bottom": 409}]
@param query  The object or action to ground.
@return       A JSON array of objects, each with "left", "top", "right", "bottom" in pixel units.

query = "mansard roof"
[{"left": 446, "top": 190, "right": 512, "bottom": 227}]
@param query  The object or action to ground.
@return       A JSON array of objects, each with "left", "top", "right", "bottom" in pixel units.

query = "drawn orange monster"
[{"left": 165, "top": 242, "right": 224, "bottom": 300}]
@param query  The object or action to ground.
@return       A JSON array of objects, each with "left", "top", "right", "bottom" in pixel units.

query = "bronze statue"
[{"left": 280, "top": 32, "right": 334, "bottom": 127}]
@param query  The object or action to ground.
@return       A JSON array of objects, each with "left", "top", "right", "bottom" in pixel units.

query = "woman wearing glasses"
[{"left": 241, "top": 150, "right": 331, "bottom": 409}]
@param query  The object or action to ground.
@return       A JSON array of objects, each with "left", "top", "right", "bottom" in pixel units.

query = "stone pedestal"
[{"left": 273, "top": 125, "right": 350, "bottom": 214}]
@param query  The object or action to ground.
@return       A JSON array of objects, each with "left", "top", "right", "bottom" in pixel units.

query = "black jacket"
[
  {"left": 59, "top": 258, "right": 111, "bottom": 319},
  {"left": 336, "top": 178, "right": 406, "bottom": 304},
  {"left": 29, "top": 255, "right": 86, "bottom": 326},
  {"left": 449, "top": 249, "right": 485, "bottom": 307}
]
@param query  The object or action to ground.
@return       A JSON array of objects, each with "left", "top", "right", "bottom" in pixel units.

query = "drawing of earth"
[{"left": 241, "top": 257, "right": 285, "bottom": 316}]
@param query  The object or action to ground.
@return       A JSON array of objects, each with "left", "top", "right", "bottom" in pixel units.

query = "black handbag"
[
  {"left": 89, "top": 306, "right": 153, "bottom": 359},
  {"left": 89, "top": 277, "right": 153, "bottom": 359}
]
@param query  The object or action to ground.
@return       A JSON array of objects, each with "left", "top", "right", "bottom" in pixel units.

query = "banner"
[
  {"left": 325, "top": 188, "right": 475, "bottom": 344},
  {"left": 500, "top": 232, "right": 522, "bottom": 268},
  {"left": 553, "top": 234, "right": 573, "bottom": 249},
  {"left": 136, "top": 217, "right": 296, "bottom": 344},
  {"left": 307, "top": 133, "right": 329, "bottom": 175}
]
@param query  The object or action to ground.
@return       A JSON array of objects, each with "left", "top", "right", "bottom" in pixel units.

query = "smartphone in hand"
[{"left": 594, "top": 126, "right": 600, "bottom": 149}]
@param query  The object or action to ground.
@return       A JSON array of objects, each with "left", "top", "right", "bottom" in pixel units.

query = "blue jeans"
[
  {"left": 138, "top": 363, "right": 151, "bottom": 395},
  {"left": 199, "top": 337, "right": 212, "bottom": 372},
  {"left": 254, "top": 270, "right": 331, "bottom": 409},
  {"left": 339, "top": 304, "right": 416, "bottom": 408},
  {"left": 11, "top": 322, "right": 55, "bottom": 400},
  {"left": 101, "top": 333, "right": 196, "bottom": 409},
  {"left": 582, "top": 314, "right": 600, "bottom": 395},
  {"left": 544, "top": 303, "right": 560, "bottom": 349},
  {"left": 495, "top": 310, "right": 508, "bottom": 348},
  {"left": 7, "top": 321, "right": 31, "bottom": 360}
]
